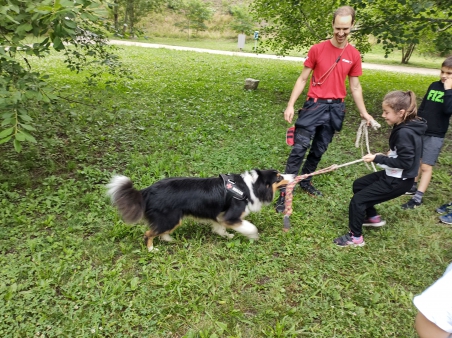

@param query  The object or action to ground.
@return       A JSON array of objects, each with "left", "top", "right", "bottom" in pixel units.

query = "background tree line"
[{"left": 1, "top": 0, "right": 450, "bottom": 151}]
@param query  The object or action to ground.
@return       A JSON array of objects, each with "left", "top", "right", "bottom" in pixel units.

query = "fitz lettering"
[{"left": 426, "top": 90, "right": 444, "bottom": 103}]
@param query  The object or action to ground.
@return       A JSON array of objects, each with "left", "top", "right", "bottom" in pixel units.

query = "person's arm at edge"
[
  {"left": 349, "top": 76, "right": 374, "bottom": 124},
  {"left": 284, "top": 66, "right": 312, "bottom": 124},
  {"left": 444, "top": 78, "right": 452, "bottom": 115}
]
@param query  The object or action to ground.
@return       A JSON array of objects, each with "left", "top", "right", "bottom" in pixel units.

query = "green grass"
[{"left": 1, "top": 46, "right": 452, "bottom": 337}]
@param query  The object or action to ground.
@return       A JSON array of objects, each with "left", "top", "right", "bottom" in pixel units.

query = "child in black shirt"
[{"left": 402, "top": 56, "right": 452, "bottom": 209}]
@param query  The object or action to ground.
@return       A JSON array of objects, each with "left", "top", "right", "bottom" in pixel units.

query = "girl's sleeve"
[{"left": 373, "top": 130, "right": 415, "bottom": 169}]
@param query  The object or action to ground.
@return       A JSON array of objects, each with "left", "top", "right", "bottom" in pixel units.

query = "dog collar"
[{"left": 220, "top": 174, "right": 247, "bottom": 201}]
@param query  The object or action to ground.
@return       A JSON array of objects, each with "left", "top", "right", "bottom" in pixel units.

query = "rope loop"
[{"left": 355, "top": 119, "right": 380, "bottom": 172}]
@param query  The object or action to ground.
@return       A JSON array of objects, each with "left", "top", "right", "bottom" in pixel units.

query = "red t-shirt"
[{"left": 304, "top": 40, "right": 362, "bottom": 99}]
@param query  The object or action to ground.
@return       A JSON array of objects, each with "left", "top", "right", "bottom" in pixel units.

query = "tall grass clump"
[{"left": 0, "top": 46, "right": 451, "bottom": 337}]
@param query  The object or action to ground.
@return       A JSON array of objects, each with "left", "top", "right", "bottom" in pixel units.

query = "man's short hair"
[
  {"left": 333, "top": 6, "right": 355, "bottom": 24},
  {"left": 442, "top": 56, "right": 452, "bottom": 69}
]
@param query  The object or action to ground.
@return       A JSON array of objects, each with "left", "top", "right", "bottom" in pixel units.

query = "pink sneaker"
[
  {"left": 363, "top": 215, "right": 386, "bottom": 227},
  {"left": 333, "top": 233, "right": 365, "bottom": 247}
]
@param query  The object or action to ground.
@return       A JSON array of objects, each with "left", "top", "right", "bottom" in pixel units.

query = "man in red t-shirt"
[{"left": 275, "top": 6, "right": 376, "bottom": 213}]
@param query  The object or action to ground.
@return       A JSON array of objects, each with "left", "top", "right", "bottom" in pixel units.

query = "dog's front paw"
[
  {"left": 247, "top": 233, "right": 259, "bottom": 240},
  {"left": 226, "top": 233, "right": 235, "bottom": 239}
]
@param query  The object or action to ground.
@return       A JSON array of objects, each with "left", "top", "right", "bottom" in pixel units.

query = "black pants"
[
  {"left": 349, "top": 170, "right": 414, "bottom": 237},
  {"left": 285, "top": 100, "right": 345, "bottom": 182}
]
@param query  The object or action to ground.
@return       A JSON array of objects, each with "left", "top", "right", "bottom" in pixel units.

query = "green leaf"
[
  {"left": 16, "top": 23, "right": 33, "bottom": 34},
  {"left": 13, "top": 138, "right": 22, "bottom": 152},
  {"left": 19, "top": 124, "right": 36, "bottom": 131},
  {"left": 1, "top": 118, "right": 16, "bottom": 126},
  {"left": 36, "top": 6, "right": 53, "bottom": 12},
  {"left": 62, "top": 26, "right": 76, "bottom": 36},
  {"left": 18, "top": 129, "right": 37, "bottom": 143},
  {"left": 63, "top": 19, "right": 77, "bottom": 29},
  {"left": 19, "top": 114, "right": 33, "bottom": 122},
  {"left": 15, "top": 131, "right": 25, "bottom": 141},
  {"left": 53, "top": 36, "right": 64, "bottom": 51},
  {"left": 0, "top": 136, "right": 12, "bottom": 144},
  {"left": 8, "top": 4, "right": 20, "bottom": 13},
  {"left": 81, "top": 12, "right": 98, "bottom": 21},
  {"left": 5, "top": 14, "right": 20, "bottom": 24},
  {"left": 0, "top": 127, "right": 14, "bottom": 139},
  {"left": 2, "top": 112, "right": 14, "bottom": 119}
]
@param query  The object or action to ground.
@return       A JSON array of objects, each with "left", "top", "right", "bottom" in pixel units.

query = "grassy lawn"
[{"left": 1, "top": 46, "right": 451, "bottom": 337}]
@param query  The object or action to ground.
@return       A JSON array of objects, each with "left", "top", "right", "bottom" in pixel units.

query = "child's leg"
[
  {"left": 352, "top": 171, "right": 383, "bottom": 219},
  {"left": 417, "top": 163, "right": 433, "bottom": 194},
  {"left": 403, "top": 137, "right": 441, "bottom": 209},
  {"left": 408, "top": 163, "right": 433, "bottom": 205},
  {"left": 416, "top": 136, "right": 444, "bottom": 197},
  {"left": 349, "top": 174, "right": 413, "bottom": 237}
]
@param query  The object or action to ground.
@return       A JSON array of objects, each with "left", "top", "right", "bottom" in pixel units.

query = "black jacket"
[
  {"left": 418, "top": 81, "right": 452, "bottom": 137},
  {"left": 374, "top": 118, "right": 427, "bottom": 179}
]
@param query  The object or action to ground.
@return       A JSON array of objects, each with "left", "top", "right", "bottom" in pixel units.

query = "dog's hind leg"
[
  {"left": 211, "top": 222, "right": 234, "bottom": 239},
  {"left": 230, "top": 220, "right": 259, "bottom": 240},
  {"left": 159, "top": 218, "right": 183, "bottom": 242},
  {"left": 144, "top": 230, "right": 158, "bottom": 251},
  {"left": 160, "top": 233, "right": 175, "bottom": 242}
]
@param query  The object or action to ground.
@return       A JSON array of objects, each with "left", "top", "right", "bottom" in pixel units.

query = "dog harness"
[{"left": 220, "top": 174, "right": 248, "bottom": 202}]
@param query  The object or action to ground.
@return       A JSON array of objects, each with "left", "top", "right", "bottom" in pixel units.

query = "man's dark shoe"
[
  {"left": 275, "top": 192, "right": 286, "bottom": 213},
  {"left": 299, "top": 182, "right": 322, "bottom": 197}
]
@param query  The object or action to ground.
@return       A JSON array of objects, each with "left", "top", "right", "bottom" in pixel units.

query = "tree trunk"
[
  {"left": 188, "top": 19, "right": 190, "bottom": 40},
  {"left": 129, "top": 0, "right": 135, "bottom": 38},
  {"left": 401, "top": 43, "right": 416, "bottom": 64},
  {"left": 113, "top": 0, "right": 119, "bottom": 30},
  {"left": 123, "top": 8, "right": 128, "bottom": 37}
]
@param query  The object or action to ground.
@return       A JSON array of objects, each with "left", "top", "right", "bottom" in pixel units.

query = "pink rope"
[{"left": 282, "top": 159, "right": 364, "bottom": 231}]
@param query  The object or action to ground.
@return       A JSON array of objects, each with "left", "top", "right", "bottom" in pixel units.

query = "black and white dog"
[{"left": 106, "top": 169, "right": 294, "bottom": 251}]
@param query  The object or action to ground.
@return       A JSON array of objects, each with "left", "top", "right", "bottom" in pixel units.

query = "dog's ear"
[
  {"left": 253, "top": 169, "right": 262, "bottom": 176},
  {"left": 258, "top": 169, "right": 279, "bottom": 187}
]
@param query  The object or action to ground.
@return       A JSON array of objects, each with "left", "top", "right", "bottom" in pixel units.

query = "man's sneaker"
[
  {"left": 275, "top": 192, "right": 286, "bottom": 213},
  {"left": 439, "top": 212, "right": 452, "bottom": 225},
  {"left": 405, "top": 184, "right": 417, "bottom": 195},
  {"left": 363, "top": 215, "right": 386, "bottom": 227},
  {"left": 299, "top": 182, "right": 322, "bottom": 197},
  {"left": 333, "top": 233, "right": 365, "bottom": 247},
  {"left": 401, "top": 198, "right": 422, "bottom": 210},
  {"left": 436, "top": 202, "right": 452, "bottom": 214}
]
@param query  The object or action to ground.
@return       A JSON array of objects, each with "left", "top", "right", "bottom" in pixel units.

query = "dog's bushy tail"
[{"left": 106, "top": 175, "right": 144, "bottom": 224}]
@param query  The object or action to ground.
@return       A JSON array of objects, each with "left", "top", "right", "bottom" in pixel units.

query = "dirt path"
[{"left": 109, "top": 39, "right": 438, "bottom": 76}]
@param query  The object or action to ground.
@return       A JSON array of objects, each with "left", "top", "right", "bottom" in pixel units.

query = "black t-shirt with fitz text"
[{"left": 417, "top": 81, "right": 452, "bottom": 137}]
